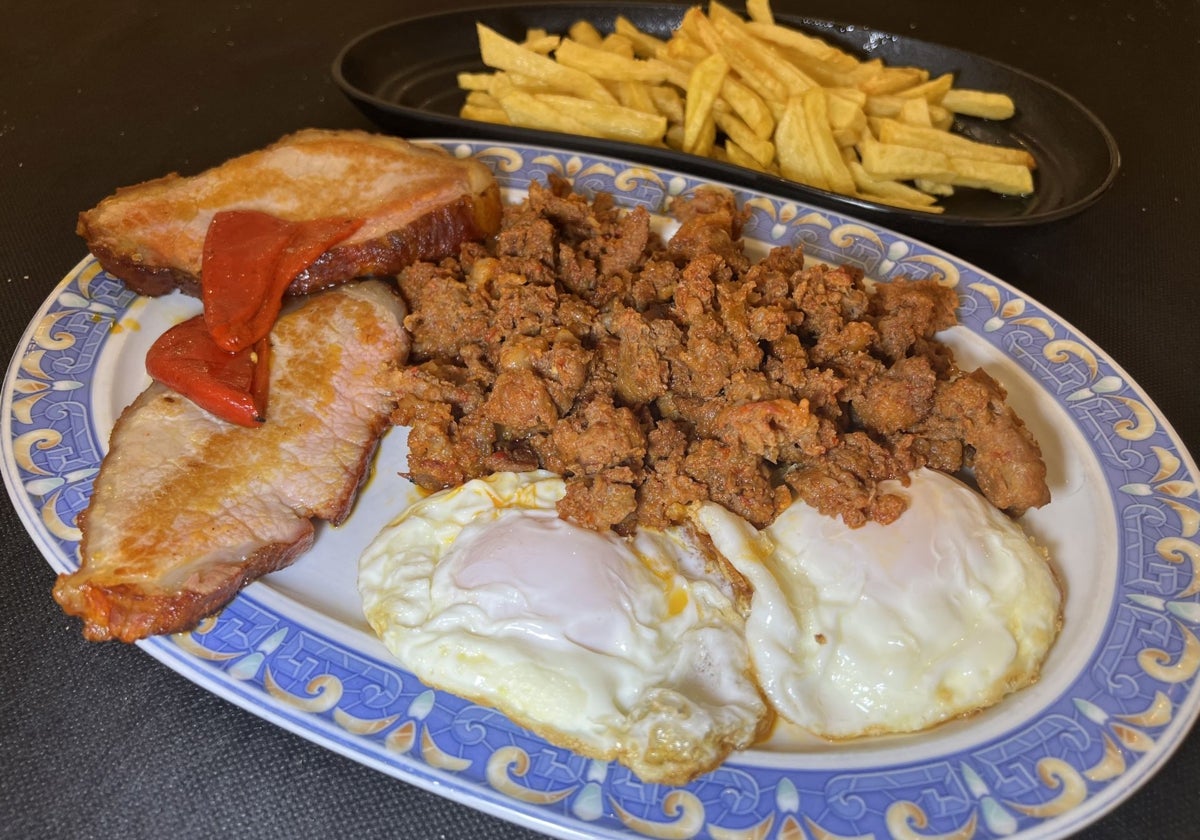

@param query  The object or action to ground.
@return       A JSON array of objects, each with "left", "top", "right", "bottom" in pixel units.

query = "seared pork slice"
[
  {"left": 77, "top": 129, "right": 502, "bottom": 297},
  {"left": 53, "top": 280, "right": 409, "bottom": 642}
]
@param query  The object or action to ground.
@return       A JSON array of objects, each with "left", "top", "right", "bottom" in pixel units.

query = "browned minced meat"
[{"left": 392, "top": 176, "right": 1049, "bottom": 532}]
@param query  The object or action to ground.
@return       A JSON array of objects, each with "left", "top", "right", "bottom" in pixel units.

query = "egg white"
[
  {"left": 357, "top": 470, "right": 769, "bottom": 785},
  {"left": 696, "top": 467, "right": 1062, "bottom": 740}
]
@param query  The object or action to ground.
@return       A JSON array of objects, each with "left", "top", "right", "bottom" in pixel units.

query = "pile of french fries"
[{"left": 457, "top": 0, "right": 1036, "bottom": 214}]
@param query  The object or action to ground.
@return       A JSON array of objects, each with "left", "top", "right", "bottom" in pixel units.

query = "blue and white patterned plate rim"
[{"left": 4, "top": 138, "right": 1199, "bottom": 840}]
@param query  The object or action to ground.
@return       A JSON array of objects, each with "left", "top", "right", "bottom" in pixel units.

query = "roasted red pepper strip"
[
  {"left": 145, "top": 315, "right": 268, "bottom": 427},
  {"left": 201, "top": 210, "right": 363, "bottom": 352},
  {"left": 147, "top": 209, "right": 362, "bottom": 426}
]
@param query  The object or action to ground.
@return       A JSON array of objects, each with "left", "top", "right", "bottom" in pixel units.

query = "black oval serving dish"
[{"left": 332, "top": 1, "right": 1119, "bottom": 231}]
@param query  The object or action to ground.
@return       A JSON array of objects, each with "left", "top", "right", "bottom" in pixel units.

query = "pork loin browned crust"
[
  {"left": 53, "top": 280, "right": 409, "bottom": 642},
  {"left": 76, "top": 129, "right": 502, "bottom": 297}
]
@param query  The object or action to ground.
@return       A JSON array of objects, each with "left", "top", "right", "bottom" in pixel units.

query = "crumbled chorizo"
[{"left": 390, "top": 177, "right": 1049, "bottom": 530}]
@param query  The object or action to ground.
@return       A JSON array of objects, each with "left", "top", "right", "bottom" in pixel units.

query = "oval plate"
[
  {"left": 332, "top": 1, "right": 1120, "bottom": 232},
  {"left": 5, "top": 141, "right": 1194, "bottom": 840}
]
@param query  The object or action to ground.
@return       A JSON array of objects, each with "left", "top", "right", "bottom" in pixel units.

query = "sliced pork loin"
[
  {"left": 53, "top": 280, "right": 409, "bottom": 642},
  {"left": 77, "top": 129, "right": 502, "bottom": 297}
]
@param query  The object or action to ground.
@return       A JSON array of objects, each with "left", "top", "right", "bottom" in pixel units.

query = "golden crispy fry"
[
  {"left": 684, "top": 53, "right": 729, "bottom": 155},
  {"left": 857, "top": 65, "right": 929, "bottom": 96},
  {"left": 530, "top": 93, "right": 668, "bottom": 144},
  {"left": 825, "top": 91, "right": 867, "bottom": 137},
  {"left": 776, "top": 96, "right": 828, "bottom": 189},
  {"left": 464, "top": 90, "right": 502, "bottom": 109},
  {"left": 554, "top": 38, "right": 672, "bottom": 82},
  {"left": 568, "top": 20, "right": 604, "bottom": 47},
  {"left": 944, "top": 157, "right": 1034, "bottom": 195},
  {"left": 614, "top": 16, "right": 666, "bottom": 59},
  {"left": 915, "top": 177, "right": 955, "bottom": 196},
  {"left": 599, "top": 33, "right": 635, "bottom": 57},
  {"left": 460, "top": 103, "right": 511, "bottom": 125},
  {"left": 714, "top": 17, "right": 818, "bottom": 95},
  {"left": 897, "top": 96, "right": 933, "bottom": 127},
  {"left": 495, "top": 90, "right": 594, "bottom": 135},
  {"left": 707, "top": 1, "right": 748, "bottom": 29},
  {"left": 871, "top": 117, "right": 1037, "bottom": 168},
  {"left": 725, "top": 139, "right": 772, "bottom": 172},
  {"left": 649, "top": 85, "right": 686, "bottom": 124},
  {"left": 895, "top": 72, "right": 954, "bottom": 102},
  {"left": 941, "top": 88, "right": 1017, "bottom": 119},
  {"left": 462, "top": 0, "right": 1035, "bottom": 210},
  {"left": 742, "top": 21, "right": 859, "bottom": 74},
  {"left": 489, "top": 71, "right": 555, "bottom": 97},
  {"left": 713, "top": 104, "right": 775, "bottom": 167},
  {"left": 477, "top": 24, "right": 617, "bottom": 104},
  {"left": 848, "top": 161, "right": 939, "bottom": 206},
  {"left": 801, "top": 88, "right": 856, "bottom": 194},
  {"left": 858, "top": 133, "right": 955, "bottom": 181},
  {"left": 660, "top": 31, "right": 712, "bottom": 64},
  {"left": 745, "top": 0, "right": 774, "bottom": 24},
  {"left": 456, "top": 71, "right": 494, "bottom": 91},
  {"left": 617, "top": 80, "right": 658, "bottom": 115},
  {"left": 521, "top": 34, "right": 561, "bottom": 55}
]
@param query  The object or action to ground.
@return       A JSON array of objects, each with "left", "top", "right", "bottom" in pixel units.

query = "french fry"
[
  {"left": 489, "top": 71, "right": 556, "bottom": 97},
  {"left": 685, "top": 9, "right": 793, "bottom": 108},
  {"left": 871, "top": 117, "right": 1037, "bottom": 168},
  {"left": 713, "top": 104, "right": 775, "bottom": 167},
  {"left": 464, "top": 90, "right": 503, "bottom": 109},
  {"left": 745, "top": 0, "right": 774, "bottom": 24},
  {"left": 600, "top": 33, "right": 636, "bottom": 58},
  {"left": 554, "top": 38, "right": 672, "bottom": 83},
  {"left": 477, "top": 24, "right": 617, "bottom": 104},
  {"left": 683, "top": 53, "right": 729, "bottom": 155},
  {"left": 707, "top": 1, "right": 746, "bottom": 29},
  {"left": 568, "top": 20, "right": 604, "bottom": 47},
  {"left": 725, "top": 139, "right": 773, "bottom": 172},
  {"left": 456, "top": 71, "right": 494, "bottom": 92},
  {"left": 941, "top": 88, "right": 1016, "bottom": 119},
  {"left": 944, "top": 157, "right": 1034, "bottom": 195},
  {"left": 915, "top": 178, "right": 955, "bottom": 196},
  {"left": 801, "top": 87, "right": 856, "bottom": 195},
  {"left": 530, "top": 93, "right": 669, "bottom": 144},
  {"left": 461, "top": 0, "right": 1036, "bottom": 212},
  {"left": 660, "top": 31, "right": 712, "bottom": 64},
  {"left": 714, "top": 17, "right": 819, "bottom": 95},
  {"left": 649, "top": 85, "right": 686, "bottom": 124},
  {"left": 617, "top": 80, "right": 659, "bottom": 115},
  {"left": 743, "top": 21, "right": 859, "bottom": 74},
  {"left": 665, "top": 123, "right": 686, "bottom": 151},
  {"left": 775, "top": 96, "right": 828, "bottom": 189},
  {"left": 858, "top": 133, "right": 955, "bottom": 181},
  {"left": 897, "top": 96, "right": 933, "bottom": 127},
  {"left": 721, "top": 77, "right": 775, "bottom": 139},
  {"left": 856, "top": 65, "right": 929, "bottom": 96},
  {"left": 460, "top": 103, "right": 510, "bottom": 125},
  {"left": 521, "top": 33, "right": 562, "bottom": 55},
  {"left": 895, "top": 72, "right": 954, "bottom": 102},
  {"left": 495, "top": 90, "right": 596, "bottom": 135},
  {"left": 929, "top": 104, "right": 954, "bottom": 130},
  {"left": 825, "top": 91, "right": 867, "bottom": 137},
  {"left": 614, "top": 16, "right": 666, "bottom": 59},
  {"left": 848, "top": 161, "right": 940, "bottom": 206}
]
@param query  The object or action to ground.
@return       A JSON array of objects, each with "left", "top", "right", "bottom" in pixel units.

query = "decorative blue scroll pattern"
[{"left": 4, "top": 140, "right": 1199, "bottom": 840}]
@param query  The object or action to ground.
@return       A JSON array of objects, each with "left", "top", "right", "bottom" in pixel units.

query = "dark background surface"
[{"left": 2, "top": 1, "right": 1197, "bottom": 838}]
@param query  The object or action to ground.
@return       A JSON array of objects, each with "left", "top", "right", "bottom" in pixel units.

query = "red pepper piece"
[
  {"left": 145, "top": 314, "right": 267, "bottom": 427},
  {"left": 201, "top": 210, "right": 362, "bottom": 352}
]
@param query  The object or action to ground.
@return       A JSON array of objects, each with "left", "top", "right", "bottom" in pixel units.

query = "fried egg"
[
  {"left": 358, "top": 470, "right": 770, "bottom": 785},
  {"left": 695, "top": 467, "right": 1062, "bottom": 740}
]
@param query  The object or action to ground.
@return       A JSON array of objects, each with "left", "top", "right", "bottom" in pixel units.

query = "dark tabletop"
[{"left": 2, "top": 1, "right": 1197, "bottom": 838}]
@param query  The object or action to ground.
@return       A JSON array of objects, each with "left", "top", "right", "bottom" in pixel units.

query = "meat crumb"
[{"left": 392, "top": 177, "right": 1049, "bottom": 532}]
